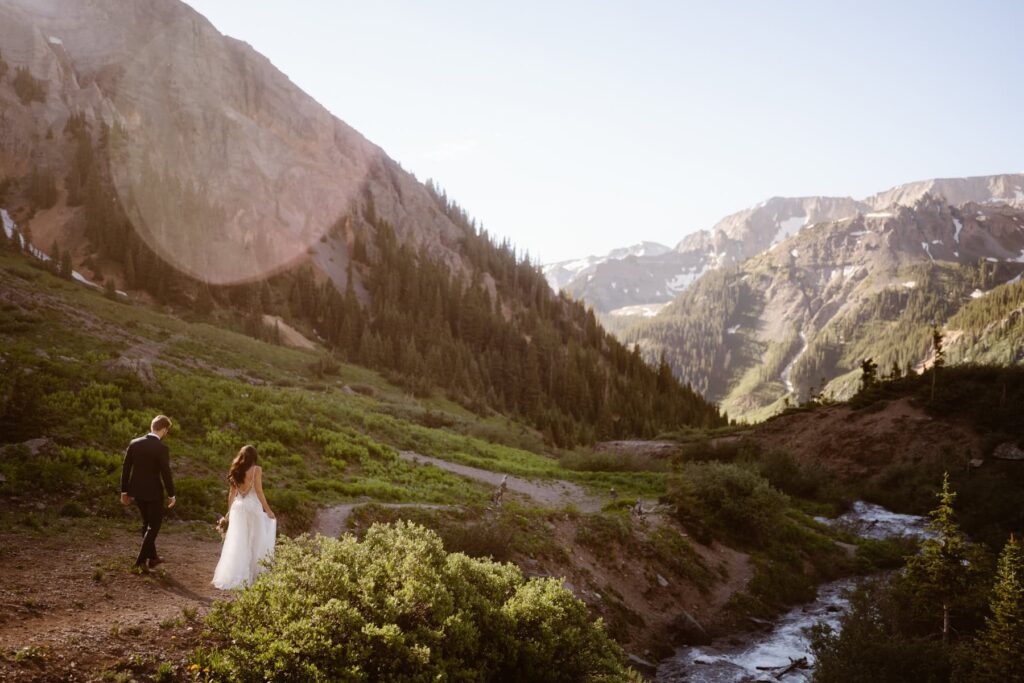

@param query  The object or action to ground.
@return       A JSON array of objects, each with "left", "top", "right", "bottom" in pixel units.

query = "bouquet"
[{"left": 216, "top": 514, "right": 229, "bottom": 540}]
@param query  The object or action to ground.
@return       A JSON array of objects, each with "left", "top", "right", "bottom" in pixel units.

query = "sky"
[{"left": 185, "top": 0, "right": 1024, "bottom": 264}]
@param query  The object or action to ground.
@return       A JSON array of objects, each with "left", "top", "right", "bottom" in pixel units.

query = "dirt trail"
[
  {"left": 314, "top": 450, "right": 606, "bottom": 536},
  {"left": 314, "top": 503, "right": 452, "bottom": 538},
  {"left": 0, "top": 521, "right": 224, "bottom": 681},
  {"left": 397, "top": 451, "right": 605, "bottom": 512}
]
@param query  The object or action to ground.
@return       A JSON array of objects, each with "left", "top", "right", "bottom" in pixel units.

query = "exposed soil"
[
  {"left": 532, "top": 513, "right": 752, "bottom": 662},
  {"left": 749, "top": 397, "right": 983, "bottom": 479},
  {"left": 0, "top": 449, "right": 757, "bottom": 681},
  {"left": 0, "top": 518, "right": 224, "bottom": 682}
]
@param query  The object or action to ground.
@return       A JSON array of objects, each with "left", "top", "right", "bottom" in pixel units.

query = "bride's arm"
[
  {"left": 227, "top": 481, "right": 236, "bottom": 511},
  {"left": 254, "top": 467, "right": 275, "bottom": 519}
]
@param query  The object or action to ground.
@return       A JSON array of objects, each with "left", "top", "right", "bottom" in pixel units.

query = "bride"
[{"left": 212, "top": 445, "right": 277, "bottom": 590}]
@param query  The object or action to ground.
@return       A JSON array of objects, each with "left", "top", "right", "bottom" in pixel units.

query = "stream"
[{"left": 655, "top": 502, "right": 929, "bottom": 682}]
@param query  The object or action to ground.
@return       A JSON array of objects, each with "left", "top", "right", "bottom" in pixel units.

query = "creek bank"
[{"left": 655, "top": 501, "right": 929, "bottom": 682}]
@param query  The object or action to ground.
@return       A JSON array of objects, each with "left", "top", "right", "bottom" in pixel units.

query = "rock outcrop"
[{"left": 0, "top": 0, "right": 469, "bottom": 286}]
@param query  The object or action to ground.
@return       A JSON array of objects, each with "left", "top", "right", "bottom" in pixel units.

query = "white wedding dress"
[{"left": 212, "top": 480, "right": 276, "bottom": 590}]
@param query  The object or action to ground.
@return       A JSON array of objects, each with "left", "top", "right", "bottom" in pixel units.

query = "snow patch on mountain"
[
  {"left": 667, "top": 268, "right": 706, "bottom": 292},
  {"left": 608, "top": 303, "right": 667, "bottom": 318}
]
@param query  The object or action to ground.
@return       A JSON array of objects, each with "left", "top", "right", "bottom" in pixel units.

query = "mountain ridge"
[
  {"left": 550, "top": 173, "right": 1024, "bottom": 317},
  {"left": 624, "top": 194, "right": 1024, "bottom": 420},
  {"left": 0, "top": 0, "right": 724, "bottom": 443}
]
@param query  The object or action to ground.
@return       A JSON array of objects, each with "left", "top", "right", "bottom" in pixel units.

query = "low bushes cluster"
[{"left": 202, "top": 522, "right": 635, "bottom": 682}]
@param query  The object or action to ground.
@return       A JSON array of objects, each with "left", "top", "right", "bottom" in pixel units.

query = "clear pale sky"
[{"left": 185, "top": 1, "right": 1023, "bottom": 263}]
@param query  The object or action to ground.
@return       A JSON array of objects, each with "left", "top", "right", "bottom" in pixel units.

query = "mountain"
[
  {"left": 550, "top": 175, "right": 1024, "bottom": 321},
  {"left": 543, "top": 241, "right": 671, "bottom": 291},
  {"left": 625, "top": 194, "right": 1024, "bottom": 420},
  {"left": 0, "top": 0, "right": 724, "bottom": 443}
]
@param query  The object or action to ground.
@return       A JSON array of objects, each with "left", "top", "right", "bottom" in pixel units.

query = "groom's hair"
[{"left": 151, "top": 415, "right": 173, "bottom": 432}]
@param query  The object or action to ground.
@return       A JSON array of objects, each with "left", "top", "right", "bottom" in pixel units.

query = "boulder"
[
  {"left": 22, "top": 437, "right": 58, "bottom": 457},
  {"left": 103, "top": 356, "right": 157, "bottom": 385},
  {"left": 992, "top": 442, "right": 1024, "bottom": 461}
]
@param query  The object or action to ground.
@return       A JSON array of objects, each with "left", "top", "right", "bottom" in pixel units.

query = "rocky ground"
[{"left": 0, "top": 515, "right": 222, "bottom": 682}]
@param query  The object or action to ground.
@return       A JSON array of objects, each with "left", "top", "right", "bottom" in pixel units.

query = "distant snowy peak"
[
  {"left": 542, "top": 241, "right": 671, "bottom": 292},
  {"left": 545, "top": 173, "right": 1024, "bottom": 315}
]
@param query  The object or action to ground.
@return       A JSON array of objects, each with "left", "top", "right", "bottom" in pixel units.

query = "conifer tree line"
[
  {"left": 625, "top": 255, "right": 1024, "bottom": 406},
  {"left": 6, "top": 112, "right": 723, "bottom": 446},
  {"left": 289, "top": 186, "right": 724, "bottom": 446},
  {"left": 811, "top": 475, "right": 1024, "bottom": 683}
]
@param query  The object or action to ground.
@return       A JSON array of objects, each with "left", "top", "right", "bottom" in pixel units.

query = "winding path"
[
  {"left": 396, "top": 451, "right": 603, "bottom": 512},
  {"left": 315, "top": 502, "right": 452, "bottom": 538},
  {"left": 313, "top": 450, "right": 606, "bottom": 536}
]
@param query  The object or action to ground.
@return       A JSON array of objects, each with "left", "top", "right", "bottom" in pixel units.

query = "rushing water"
[{"left": 655, "top": 502, "right": 929, "bottom": 682}]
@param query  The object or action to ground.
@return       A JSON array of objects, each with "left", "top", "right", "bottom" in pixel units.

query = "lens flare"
[{"left": 108, "top": 15, "right": 378, "bottom": 285}]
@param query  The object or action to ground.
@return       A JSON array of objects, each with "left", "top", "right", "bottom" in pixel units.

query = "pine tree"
[
  {"left": 22, "top": 224, "right": 34, "bottom": 257},
  {"left": 971, "top": 536, "right": 1024, "bottom": 682},
  {"left": 931, "top": 326, "right": 945, "bottom": 401},
  {"left": 195, "top": 285, "right": 215, "bottom": 315},
  {"left": 59, "top": 250, "right": 73, "bottom": 279},
  {"left": 906, "top": 474, "right": 982, "bottom": 644},
  {"left": 859, "top": 357, "right": 878, "bottom": 392}
]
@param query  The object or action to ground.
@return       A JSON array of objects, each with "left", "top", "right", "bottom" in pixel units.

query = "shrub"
[
  {"left": 756, "top": 449, "right": 827, "bottom": 499},
  {"left": 203, "top": 522, "right": 630, "bottom": 681},
  {"left": 172, "top": 477, "right": 224, "bottom": 522},
  {"left": 668, "top": 461, "right": 789, "bottom": 547},
  {"left": 264, "top": 488, "right": 314, "bottom": 534}
]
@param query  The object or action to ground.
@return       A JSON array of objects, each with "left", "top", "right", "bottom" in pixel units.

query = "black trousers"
[{"left": 135, "top": 498, "right": 163, "bottom": 566}]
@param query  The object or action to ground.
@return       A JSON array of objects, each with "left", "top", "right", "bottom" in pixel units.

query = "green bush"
[
  {"left": 203, "top": 522, "right": 631, "bottom": 682},
  {"left": 756, "top": 449, "right": 828, "bottom": 499},
  {"left": 264, "top": 488, "right": 315, "bottom": 535},
  {"left": 669, "top": 461, "right": 789, "bottom": 547},
  {"left": 172, "top": 476, "right": 224, "bottom": 521}
]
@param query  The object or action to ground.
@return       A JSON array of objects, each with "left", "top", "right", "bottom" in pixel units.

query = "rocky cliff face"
[
  {"left": 550, "top": 175, "right": 1024, "bottom": 318},
  {"left": 0, "top": 0, "right": 468, "bottom": 285},
  {"left": 627, "top": 195, "right": 1024, "bottom": 420}
]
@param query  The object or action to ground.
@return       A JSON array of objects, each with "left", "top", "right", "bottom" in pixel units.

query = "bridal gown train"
[{"left": 212, "top": 485, "right": 276, "bottom": 589}]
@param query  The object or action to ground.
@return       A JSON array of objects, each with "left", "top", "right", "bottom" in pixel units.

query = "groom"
[{"left": 120, "top": 415, "right": 177, "bottom": 572}]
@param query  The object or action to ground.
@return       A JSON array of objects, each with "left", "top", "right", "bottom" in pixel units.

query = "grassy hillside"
[
  {"left": 0, "top": 250, "right": 685, "bottom": 535},
  {"left": 0, "top": 109, "right": 724, "bottom": 448}
]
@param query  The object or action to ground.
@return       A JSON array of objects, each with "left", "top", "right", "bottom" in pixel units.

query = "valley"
[
  {"left": 0, "top": 0, "right": 1022, "bottom": 680},
  {"left": 551, "top": 182, "right": 1024, "bottom": 421}
]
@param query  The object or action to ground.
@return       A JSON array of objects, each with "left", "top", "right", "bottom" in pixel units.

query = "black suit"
[{"left": 120, "top": 434, "right": 175, "bottom": 567}]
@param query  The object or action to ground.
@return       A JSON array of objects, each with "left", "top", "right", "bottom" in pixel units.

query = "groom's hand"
[
  {"left": 120, "top": 493, "right": 132, "bottom": 505},
  {"left": 167, "top": 496, "right": 176, "bottom": 509}
]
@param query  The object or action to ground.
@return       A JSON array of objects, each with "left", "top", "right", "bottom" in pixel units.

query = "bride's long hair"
[{"left": 228, "top": 445, "right": 258, "bottom": 487}]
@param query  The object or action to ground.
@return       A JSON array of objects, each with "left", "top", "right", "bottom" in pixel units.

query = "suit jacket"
[{"left": 120, "top": 434, "right": 175, "bottom": 501}]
